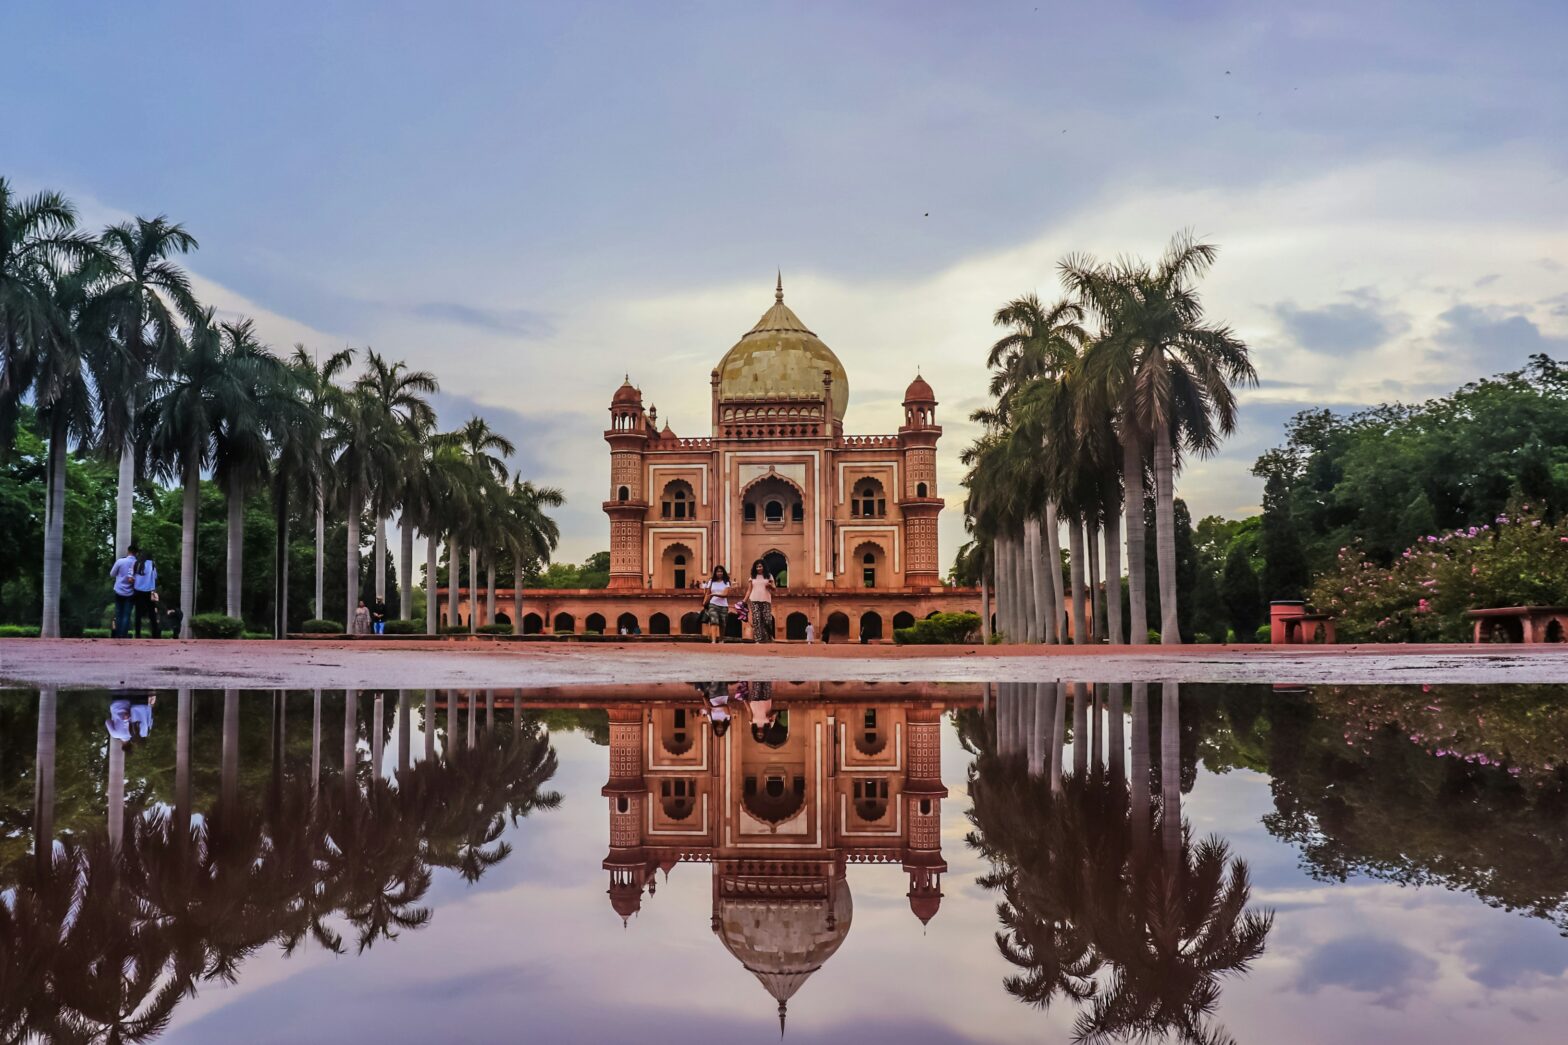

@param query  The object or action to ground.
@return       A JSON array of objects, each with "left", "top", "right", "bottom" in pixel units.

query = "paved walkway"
[{"left": 3, "top": 638, "right": 1567, "bottom": 689}]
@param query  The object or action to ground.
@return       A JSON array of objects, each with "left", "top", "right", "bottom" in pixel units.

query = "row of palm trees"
[
  {"left": 962, "top": 233, "right": 1256, "bottom": 645},
  {"left": 9, "top": 687, "right": 561, "bottom": 1040},
  {"left": 0, "top": 178, "right": 563, "bottom": 638}
]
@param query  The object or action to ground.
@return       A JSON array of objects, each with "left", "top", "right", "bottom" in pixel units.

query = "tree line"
[
  {"left": 0, "top": 178, "right": 564, "bottom": 638},
  {"left": 960, "top": 233, "right": 1257, "bottom": 645}
]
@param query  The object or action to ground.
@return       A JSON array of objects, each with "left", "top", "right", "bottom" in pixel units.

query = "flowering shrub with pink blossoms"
[{"left": 1307, "top": 505, "right": 1568, "bottom": 642}]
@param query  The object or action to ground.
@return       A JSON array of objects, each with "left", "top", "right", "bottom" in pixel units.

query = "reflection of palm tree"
[{"left": 969, "top": 681, "right": 1271, "bottom": 1045}]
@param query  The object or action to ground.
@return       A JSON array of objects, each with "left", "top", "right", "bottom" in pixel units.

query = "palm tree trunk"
[
  {"left": 994, "top": 536, "right": 1012, "bottom": 642},
  {"left": 1103, "top": 501, "right": 1123, "bottom": 644},
  {"left": 397, "top": 691, "right": 411, "bottom": 779},
  {"left": 512, "top": 553, "right": 524, "bottom": 636},
  {"left": 467, "top": 690, "right": 478, "bottom": 748},
  {"left": 180, "top": 463, "right": 198, "bottom": 639},
  {"left": 374, "top": 515, "right": 387, "bottom": 603},
  {"left": 312, "top": 689, "right": 323, "bottom": 800},
  {"left": 116, "top": 441, "right": 135, "bottom": 557},
  {"left": 486, "top": 556, "right": 497, "bottom": 627},
  {"left": 979, "top": 570, "right": 992, "bottom": 644},
  {"left": 40, "top": 416, "right": 67, "bottom": 638},
  {"left": 314, "top": 493, "right": 325, "bottom": 619},
  {"left": 226, "top": 476, "right": 244, "bottom": 621},
  {"left": 343, "top": 688, "right": 357, "bottom": 797},
  {"left": 468, "top": 546, "right": 478, "bottom": 633},
  {"left": 1153, "top": 422, "right": 1181, "bottom": 644},
  {"left": 400, "top": 517, "right": 415, "bottom": 621},
  {"left": 107, "top": 735, "right": 126, "bottom": 855},
  {"left": 1012, "top": 527, "right": 1032, "bottom": 645},
  {"left": 1087, "top": 522, "right": 1102, "bottom": 641},
  {"left": 1068, "top": 520, "right": 1087, "bottom": 644},
  {"left": 446, "top": 688, "right": 460, "bottom": 753},
  {"left": 423, "top": 690, "right": 436, "bottom": 762},
  {"left": 346, "top": 482, "right": 361, "bottom": 629},
  {"left": 448, "top": 543, "right": 461, "bottom": 630},
  {"left": 1160, "top": 681, "right": 1182, "bottom": 859},
  {"left": 33, "top": 687, "right": 57, "bottom": 871},
  {"left": 1123, "top": 431, "right": 1148, "bottom": 645},
  {"left": 1029, "top": 682, "right": 1051, "bottom": 778},
  {"left": 426, "top": 532, "right": 440, "bottom": 635},
  {"left": 1043, "top": 502, "right": 1066, "bottom": 644},
  {"left": 371, "top": 691, "right": 384, "bottom": 779},
  {"left": 1026, "top": 517, "right": 1050, "bottom": 644},
  {"left": 275, "top": 477, "right": 289, "bottom": 638},
  {"left": 175, "top": 689, "right": 192, "bottom": 841}
]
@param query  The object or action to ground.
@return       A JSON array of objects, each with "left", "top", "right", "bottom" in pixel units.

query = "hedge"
[
  {"left": 300, "top": 619, "right": 344, "bottom": 634},
  {"left": 190, "top": 614, "right": 245, "bottom": 639},
  {"left": 0, "top": 625, "right": 40, "bottom": 638},
  {"left": 383, "top": 619, "right": 423, "bottom": 634},
  {"left": 476, "top": 623, "right": 514, "bottom": 635},
  {"left": 893, "top": 611, "right": 982, "bottom": 645}
]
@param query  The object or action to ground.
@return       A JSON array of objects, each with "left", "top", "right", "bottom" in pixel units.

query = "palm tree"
[
  {"left": 501, "top": 476, "right": 564, "bottom": 634},
  {"left": 212, "top": 319, "right": 285, "bottom": 623},
  {"left": 270, "top": 351, "right": 327, "bottom": 636},
  {"left": 404, "top": 438, "right": 467, "bottom": 634},
  {"left": 92, "top": 216, "right": 200, "bottom": 555},
  {"left": 0, "top": 181, "right": 100, "bottom": 636},
  {"left": 290, "top": 346, "right": 354, "bottom": 620},
  {"left": 143, "top": 310, "right": 256, "bottom": 636},
  {"left": 355, "top": 351, "right": 437, "bottom": 619},
  {"left": 326, "top": 385, "right": 393, "bottom": 628},
  {"left": 439, "top": 417, "right": 514, "bottom": 633},
  {"left": 1065, "top": 233, "right": 1256, "bottom": 645}
]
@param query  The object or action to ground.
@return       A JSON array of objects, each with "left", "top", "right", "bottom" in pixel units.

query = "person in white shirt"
[
  {"left": 108, "top": 543, "right": 139, "bottom": 639},
  {"left": 106, "top": 692, "right": 156, "bottom": 749},
  {"left": 699, "top": 566, "right": 732, "bottom": 644},
  {"left": 804, "top": 621, "right": 816, "bottom": 645}
]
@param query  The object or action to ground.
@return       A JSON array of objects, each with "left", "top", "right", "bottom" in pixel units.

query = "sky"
[{"left": 5, "top": 0, "right": 1566, "bottom": 568}]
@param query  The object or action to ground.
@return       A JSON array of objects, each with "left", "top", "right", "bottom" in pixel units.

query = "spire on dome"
[
  {"left": 779, "top": 999, "right": 787, "bottom": 1037},
  {"left": 775, "top": 270, "right": 784, "bottom": 303}
]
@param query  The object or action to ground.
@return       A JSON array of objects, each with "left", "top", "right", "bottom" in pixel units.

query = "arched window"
[
  {"left": 673, "top": 554, "right": 687, "bottom": 589},
  {"left": 765, "top": 499, "right": 784, "bottom": 522},
  {"left": 791, "top": 501, "right": 804, "bottom": 522},
  {"left": 916, "top": 481, "right": 928, "bottom": 498},
  {"left": 617, "top": 485, "right": 630, "bottom": 502},
  {"left": 863, "top": 552, "right": 877, "bottom": 588},
  {"left": 660, "top": 480, "right": 695, "bottom": 519},
  {"left": 851, "top": 479, "right": 887, "bottom": 518}
]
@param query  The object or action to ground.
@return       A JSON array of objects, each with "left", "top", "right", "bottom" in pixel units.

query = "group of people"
[
  {"left": 699, "top": 559, "right": 814, "bottom": 644},
  {"left": 107, "top": 543, "right": 179, "bottom": 638},
  {"left": 353, "top": 598, "right": 390, "bottom": 634}
]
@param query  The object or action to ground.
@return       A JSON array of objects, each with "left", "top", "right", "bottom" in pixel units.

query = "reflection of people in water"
[
  {"left": 738, "top": 681, "right": 788, "bottom": 745},
  {"left": 106, "top": 691, "right": 157, "bottom": 747},
  {"left": 695, "top": 681, "right": 733, "bottom": 737}
]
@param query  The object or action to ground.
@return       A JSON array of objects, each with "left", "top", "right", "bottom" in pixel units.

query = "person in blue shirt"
[
  {"left": 132, "top": 550, "right": 160, "bottom": 638},
  {"left": 108, "top": 543, "right": 139, "bottom": 639}
]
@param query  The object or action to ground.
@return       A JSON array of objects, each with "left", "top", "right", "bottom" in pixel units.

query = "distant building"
[{"left": 440, "top": 277, "right": 979, "bottom": 639}]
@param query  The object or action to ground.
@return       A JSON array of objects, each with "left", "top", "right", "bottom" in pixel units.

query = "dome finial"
[
  {"left": 775, "top": 270, "right": 784, "bottom": 303},
  {"left": 779, "top": 999, "right": 787, "bottom": 1037}
]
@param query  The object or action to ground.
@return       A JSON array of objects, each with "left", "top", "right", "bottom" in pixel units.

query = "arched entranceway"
[
  {"left": 585, "top": 613, "right": 607, "bottom": 634},
  {"left": 553, "top": 612, "right": 575, "bottom": 634},
  {"left": 649, "top": 612, "right": 670, "bottom": 635},
  {"left": 825, "top": 612, "right": 850, "bottom": 643},
  {"left": 785, "top": 612, "right": 809, "bottom": 641},
  {"left": 761, "top": 549, "right": 789, "bottom": 587},
  {"left": 680, "top": 612, "right": 702, "bottom": 635},
  {"left": 893, "top": 611, "right": 916, "bottom": 632},
  {"left": 659, "top": 543, "right": 694, "bottom": 590},
  {"left": 522, "top": 612, "right": 543, "bottom": 635},
  {"left": 616, "top": 612, "right": 639, "bottom": 635},
  {"left": 859, "top": 611, "right": 884, "bottom": 642},
  {"left": 853, "top": 541, "right": 887, "bottom": 588}
]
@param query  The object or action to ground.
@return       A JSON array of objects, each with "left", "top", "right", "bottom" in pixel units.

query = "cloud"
[
  {"left": 1474, "top": 273, "right": 1501, "bottom": 288},
  {"left": 1294, "top": 935, "right": 1437, "bottom": 1008},
  {"left": 410, "top": 302, "right": 555, "bottom": 338},
  {"left": 1456, "top": 919, "right": 1568, "bottom": 990},
  {"left": 1432, "top": 303, "right": 1568, "bottom": 373},
  {"left": 1271, "top": 290, "right": 1408, "bottom": 354}
]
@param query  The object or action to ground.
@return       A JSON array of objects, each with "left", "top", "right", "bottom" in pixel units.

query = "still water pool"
[{"left": 3, "top": 681, "right": 1566, "bottom": 1043}]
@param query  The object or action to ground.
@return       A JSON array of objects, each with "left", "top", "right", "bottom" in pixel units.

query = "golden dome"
[
  {"left": 715, "top": 876, "right": 854, "bottom": 1022},
  {"left": 716, "top": 276, "right": 849, "bottom": 422}
]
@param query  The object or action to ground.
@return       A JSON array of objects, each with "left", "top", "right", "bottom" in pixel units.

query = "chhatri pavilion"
[{"left": 440, "top": 277, "right": 978, "bottom": 640}]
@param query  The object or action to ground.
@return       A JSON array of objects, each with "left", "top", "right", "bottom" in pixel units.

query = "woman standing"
[
  {"left": 699, "top": 566, "right": 732, "bottom": 644},
  {"left": 745, "top": 559, "right": 776, "bottom": 643}
]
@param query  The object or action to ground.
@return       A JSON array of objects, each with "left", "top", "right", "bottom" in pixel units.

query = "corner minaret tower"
[
  {"left": 604, "top": 378, "right": 651, "bottom": 589},
  {"left": 898, "top": 373, "right": 944, "bottom": 587}
]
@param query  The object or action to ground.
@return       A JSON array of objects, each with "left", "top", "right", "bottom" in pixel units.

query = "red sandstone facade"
[{"left": 438, "top": 279, "right": 980, "bottom": 640}]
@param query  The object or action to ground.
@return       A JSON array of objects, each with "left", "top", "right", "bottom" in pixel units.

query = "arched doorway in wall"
[
  {"left": 741, "top": 475, "right": 805, "bottom": 530},
  {"left": 785, "top": 612, "right": 809, "bottom": 641},
  {"left": 522, "top": 613, "right": 543, "bottom": 635},
  {"left": 859, "top": 611, "right": 884, "bottom": 642},
  {"left": 893, "top": 611, "right": 916, "bottom": 633},
  {"left": 853, "top": 541, "right": 887, "bottom": 589},
  {"left": 660, "top": 543, "right": 694, "bottom": 590},
  {"left": 825, "top": 612, "right": 850, "bottom": 643},
  {"left": 553, "top": 612, "right": 575, "bottom": 634},
  {"left": 585, "top": 613, "right": 607, "bottom": 634},
  {"left": 616, "top": 612, "right": 639, "bottom": 635},
  {"left": 649, "top": 612, "right": 670, "bottom": 635},
  {"left": 680, "top": 612, "right": 702, "bottom": 635},
  {"left": 761, "top": 549, "right": 789, "bottom": 588}
]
